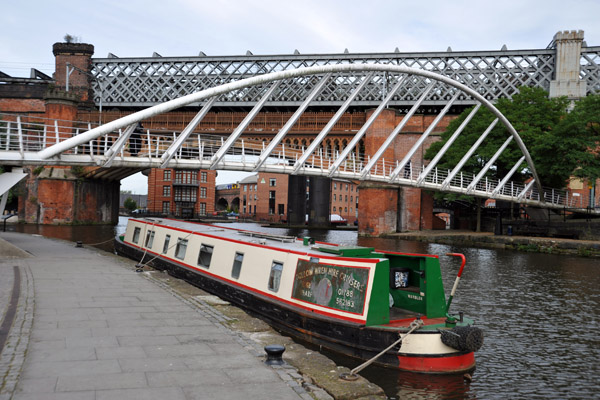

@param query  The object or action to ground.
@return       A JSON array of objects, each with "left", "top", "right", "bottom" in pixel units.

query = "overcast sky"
[{"left": 2, "top": 0, "right": 598, "bottom": 193}]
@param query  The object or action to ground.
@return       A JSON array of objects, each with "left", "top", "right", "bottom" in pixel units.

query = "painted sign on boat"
[{"left": 292, "top": 259, "right": 368, "bottom": 314}]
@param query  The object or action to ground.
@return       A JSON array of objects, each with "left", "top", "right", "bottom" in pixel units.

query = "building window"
[
  {"left": 200, "top": 171, "right": 207, "bottom": 183},
  {"left": 175, "top": 170, "right": 197, "bottom": 185},
  {"left": 162, "top": 201, "right": 170, "bottom": 214},
  {"left": 268, "top": 261, "right": 283, "bottom": 292},
  {"left": 346, "top": 184, "right": 348, "bottom": 191},
  {"left": 345, "top": 207, "right": 347, "bottom": 212},
  {"left": 351, "top": 186, "right": 354, "bottom": 192},
  {"left": 254, "top": 194, "right": 257, "bottom": 201},
  {"left": 231, "top": 252, "right": 244, "bottom": 279},
  {"left": 145, "top": 231, "right": 155, "bottom": 248},
  {"left": 351, "top": 196, "right": 353, "bottom": 203},
  {"left": 200, "top": 187, "right": 207, "bottom": 198},
  {"left": 278, "top": 204, "right": 285, "bottom": 215},
  {"left": 254, "top": 184, "right": 257, "bottom": 191},
  {"left": 163, "top": 170, "right": 171, "bottom": 181},
  {"left": 175, "top": 238, "right": 188, "bottom": 260},
  {"left": 269, "top": 178, "right": 276, "bottom": 187},
  {"left": 198, "top": 244, "right": 213, "bottom": 268},
  {"left": 334, "top": 183, "right": 337, "bottom": 190},
  {"left": 269, "top": 191, "right": 276, "bottom": 215},
  {"left": 333, "top": 194, "right": 336, "bottom": 201},
  {"left": 132, "top": 227, "right": 141, "bottom": 243},
  {"left": 243, "top": 195, "right": 247, "bottom": 206},
  {"left": 174, "top": 187, "right": 197, "bottom": 202},
  {"left": 333, "top": 206, "right": 336, "bottom": 212},
  {"left": 199, "top": 203, "right": 207, "bottom": 216},
  {"left": 244, "top": 185, "right": 247, "bottom": 192},
  {"left": 162, "top": 234, "right": 171, "bottom": 254},
  {"left": 163, "top": 186, "right": 171, "bottom": 197},
  {"left": 345, "top": 195, "right": 348, "bottom": 202}
]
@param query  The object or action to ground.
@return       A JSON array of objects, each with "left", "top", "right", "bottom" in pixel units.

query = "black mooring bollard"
[
  {"left": 76, "top": 241, "right": 83, "bottom": 248},
  {"left": 264, "top": 345, "right": 285, "bottom": 365}
]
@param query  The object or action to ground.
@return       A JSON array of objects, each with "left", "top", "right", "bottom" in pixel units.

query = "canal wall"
[{"left": 389, "top": 230, "right": 600, "bottom": 257}]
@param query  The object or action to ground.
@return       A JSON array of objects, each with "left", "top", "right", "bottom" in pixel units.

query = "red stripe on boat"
[{"left": 397, "top": 352, "right": 475, "bottom": 373}]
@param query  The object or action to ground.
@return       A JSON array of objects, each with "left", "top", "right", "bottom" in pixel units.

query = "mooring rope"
[{"left": 340, "top": 318, "right": 424, "bottom": 380}]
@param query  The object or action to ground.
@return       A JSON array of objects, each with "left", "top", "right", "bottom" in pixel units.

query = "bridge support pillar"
[
  {"left": 357, "top": 183, "right": 399, "bottom": 236},
  {"left": 308, "top": 177, "right": 330, "bottom": 227},
  {"left": 287, "top": 175, "right": 307, "bottom": 225},
  {"left": 550, "top": 30, "right": 587, "bottom": 99},
  {"left": 20, "top": 168, "right": 119, "bottom": 225},
  {"left": 358, "top": 109, "right": 435, "bottom": 235}
]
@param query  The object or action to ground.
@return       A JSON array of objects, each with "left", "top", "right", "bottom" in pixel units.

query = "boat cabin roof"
[{"left": 132, "top": 218, "right": 377, "bottom": 261}]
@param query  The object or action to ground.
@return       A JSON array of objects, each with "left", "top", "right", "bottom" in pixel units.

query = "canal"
[{"left": 6, "top": 219, "right": 599, "bottom": 399}]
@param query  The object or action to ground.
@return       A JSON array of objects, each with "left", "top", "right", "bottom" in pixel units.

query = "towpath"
[{"left": 0, "top": 232, "right": 307, "bottom": 400}]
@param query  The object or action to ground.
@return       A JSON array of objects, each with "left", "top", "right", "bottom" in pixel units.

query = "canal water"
[{"left": 6, "top": 219, "right": 599, "bottom": 399}]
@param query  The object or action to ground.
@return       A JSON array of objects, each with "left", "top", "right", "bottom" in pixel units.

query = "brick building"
[
  {"left": 147, "top": 168, "right": 216, "bottom": 218},
  {"left": 331, "top": 179, "right": 359, "bottom": 223},
  {"left": 236, "top": 173, "right": 359, "bottom": 224}
]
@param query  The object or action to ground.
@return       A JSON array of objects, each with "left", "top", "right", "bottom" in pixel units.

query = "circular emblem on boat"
[{"left": 314, "top": 278, "right": 333, "bottom": 305}]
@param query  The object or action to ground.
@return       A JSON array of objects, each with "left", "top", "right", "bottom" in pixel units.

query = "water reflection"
[{"left": 5, "top": 220, "right": 599, "bottom": 399}]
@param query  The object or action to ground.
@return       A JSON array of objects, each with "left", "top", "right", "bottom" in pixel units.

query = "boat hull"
[{"left": 115, "top": 238, "right": 475, "bottom": 374}]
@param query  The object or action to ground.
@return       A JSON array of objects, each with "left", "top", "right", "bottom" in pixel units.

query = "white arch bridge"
[{"left": 0, "top": 65, "right": 596, "bottom": 214}]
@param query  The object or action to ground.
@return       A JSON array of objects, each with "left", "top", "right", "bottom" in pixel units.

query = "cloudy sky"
[{"left": 1, "top": 0, "right": 598, "bottom": 192}]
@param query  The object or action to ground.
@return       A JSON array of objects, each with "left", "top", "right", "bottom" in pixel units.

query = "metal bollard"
[{"left": 264, "top": 345, "right": 285, "bottom": 365}]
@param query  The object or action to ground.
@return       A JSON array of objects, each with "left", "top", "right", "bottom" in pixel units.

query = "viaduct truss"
[{"left": 90, "top": 44, "right": 600, "bottom": 108}]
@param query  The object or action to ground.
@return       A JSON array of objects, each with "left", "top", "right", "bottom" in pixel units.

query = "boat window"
[
  {"left": 268, "top": 261, "right": 283, "bottom": 292},
  {"left": 231, "top": 252, "right": 244, "bottom": 279},
  {"left": 145, "top": 231, "right": 155, "bottom": 248},
  {"left": 162, "top": 235, "right": 171, "bottom": 254},
  {"left": 175, "top": 238, "right": 188, "bottom": 260},
  {"left": 132, "top": 227, "right": 141, "bottom": 243},
  {"left": 198, "top": 244, "right": 214, "bottom": 268}
]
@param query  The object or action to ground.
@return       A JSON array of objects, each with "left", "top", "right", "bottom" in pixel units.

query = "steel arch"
[{"left": 37, "top": 64, "right": 544, "bottom": 196}]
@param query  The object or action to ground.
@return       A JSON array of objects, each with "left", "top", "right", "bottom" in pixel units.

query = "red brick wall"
[
  {"left": 357, "top": 184, "right": 399, "bottom": 235},
  {"left": 53, "top": 42, "right": 94, "bottom": 103},
  {"left": 0, "top": 98, "right": 45, "bottom": 113}
]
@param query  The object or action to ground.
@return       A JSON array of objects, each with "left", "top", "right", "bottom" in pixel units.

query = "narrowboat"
[{"left": 115, "top": 218, "right": 483, "bottom": 374}]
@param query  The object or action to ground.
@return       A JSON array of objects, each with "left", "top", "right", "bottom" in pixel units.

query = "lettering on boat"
[
  {"left": 292, "top": 259, "right": 368, "bottom": 314},
  {"left": 407, "top": 294, "right": 423, "bottom": 301}
]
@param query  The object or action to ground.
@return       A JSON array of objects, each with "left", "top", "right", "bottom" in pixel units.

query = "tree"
[
  {"left": 124, "top": 197, "right": 137, "bottom": 212},
  {"left": 545, "top": 94, "right": 600, "bottom": 185},
  {"left": 424, "top": 87, "right": 572, "bottom": 189}
]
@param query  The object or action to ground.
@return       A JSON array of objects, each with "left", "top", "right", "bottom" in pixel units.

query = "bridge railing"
[{"left": 0, "top": 111, "right": 590, "bottom": 210}]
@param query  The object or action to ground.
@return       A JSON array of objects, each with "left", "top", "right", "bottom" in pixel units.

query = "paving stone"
[
  {"left": 147, "top": 369, "right": 232, "bottom": 387},
  {"left": 182, "top": 382, "right": 302, "bottom": 400},
  {"left": 12, "top": 391, "right": 96, "bottom": 400},
  {"left": 95, "top": 346, "right": 147, "bottom": 360},
  {"left": 142, "top": 343, "right": 215, "bottom": 358},
  {"left": 13, "top": 377, "right": 57, "bottom": 394},
  {"left": 95, "top": 387, "right": 186, "bottom": 400},
  {"left": 56, "top": 372, "right": 147, "bottom": 392},
  {"left": 118, "top": 357, "right": 190, "bottom": 373},
  {"left": 21, "top": 360, "right": 121, "bottom": 379},
  {"left": 225, "top": 367, "right": 283, "bottom": 384},
  {"left": 26, "top": 347, "right": 97, "bottom": 363},
  {"left": 117, "top": 335, "right": 180, "bottom": 347},
  {"left": 65, "top": 336, "right": 119, "bottom": 348}
]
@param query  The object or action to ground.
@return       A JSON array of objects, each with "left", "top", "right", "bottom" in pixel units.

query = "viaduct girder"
[
  {"left": 91, "top": 46, "right": 600, "bottom": 108},
  {"left": 1, "top": 64, "right": 597, "bottom": 213}
]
